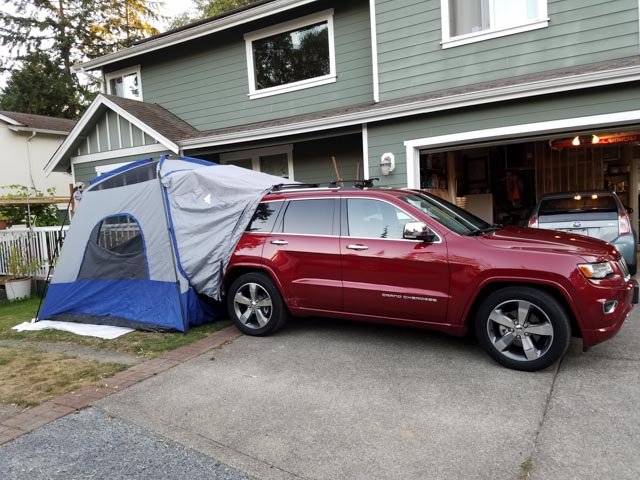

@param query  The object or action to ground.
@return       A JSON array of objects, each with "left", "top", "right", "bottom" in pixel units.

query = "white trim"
[
  {"left": 403, "top": 109, "right": 640, "bottom": 189},
  {"left": 638, "top": 0, "right": 640, "bottom": 54},
  {"left": 245, "top": 9, "right": 336, "bottom": 100},
  {"left": 179, "top": 65, "right": 640, "bottom": 151},
  {"left": 440, "top": 0, "right": 549, "bottom": 49},
  {"left": 73, "top": 0, "right": 319, "bottom": 72},
  {"left": 70, "top": 144, "right": 169, "bottom": 165},
  {"left": 95, "top": 121, "right": 102, "bottom": 152},
  {"left": 7, "top": 125, "right": 70, "bottom": 136},
  {"left": 116, "top": 114, "right": 122, "bottom": 149},
  {"left": 0, "top": 113, "right": 23, "bottom": 126},
  {"left": 105, "top": 65, "right": 143, "bottom": 101},
  {"left": 95, "top": 161, "right": 132, "bottom": 175},
  {"left": 105, "top": 114, "right": 112, "bottom": 150},
  {"left": 220, "top": 144, "right": 294, "bottom": 180},
  {"left": 45, "top": 94, "right": 180, "bottom": 175},
  {"left": 362, "top": 124, "right": 370, "bottom": 180},
  {"left": 369, "top": 0, "right": 380, "bottom": 102}
]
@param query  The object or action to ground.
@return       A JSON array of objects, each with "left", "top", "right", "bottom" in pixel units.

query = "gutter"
[
  {"left": 178, "top": 64, "right": 640, "bottom": 150},
  {"left": 72, "top": 0, "right": 318, "bottom": 72},
  {"left": 8, "top": 126, "right": 72, "bottom": 136}
]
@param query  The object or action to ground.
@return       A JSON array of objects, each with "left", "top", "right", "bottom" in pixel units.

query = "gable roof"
[
  {"left": 0, "top": 110, "right": 76, "bottom": 134},
  {"left": 45, "top": 94, "right": 198, "bottom": 175},
  {"left": 73, "top": 0, "right": 317, "bottom": 72}
]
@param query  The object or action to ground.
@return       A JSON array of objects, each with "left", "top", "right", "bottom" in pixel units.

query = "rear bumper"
[
  {"left": 581, "top": 279, "right": 638, "bottom": 347},
  {"left": 612, "top": 235, "right": 637, "bottom": 267}
]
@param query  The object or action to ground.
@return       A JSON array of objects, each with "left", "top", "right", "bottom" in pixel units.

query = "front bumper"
[{"left": 581, "top": 278, "right": 638, "bottom": 347}]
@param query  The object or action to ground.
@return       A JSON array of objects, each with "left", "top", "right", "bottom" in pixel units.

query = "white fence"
[{"left": 0, "top": 226, "right": 69, "bottom": 279}]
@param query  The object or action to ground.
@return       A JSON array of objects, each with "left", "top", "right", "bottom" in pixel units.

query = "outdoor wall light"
[{"left": 380, "top": 152, "right": 395, "bottom": 176}]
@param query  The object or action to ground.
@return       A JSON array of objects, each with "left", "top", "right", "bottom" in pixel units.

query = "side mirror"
[
  {"left": 626, "top": 206, "right": 634, "bottom": 214},
  {"left": 403, "top": 222, "right": 437, "bottom": 242}
]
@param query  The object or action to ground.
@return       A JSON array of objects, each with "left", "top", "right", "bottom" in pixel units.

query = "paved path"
[{"left": 1, "top": 312, "right": 639, "bottom": 479}]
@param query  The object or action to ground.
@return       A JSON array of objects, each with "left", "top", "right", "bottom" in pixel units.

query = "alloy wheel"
[
  {"left": 233, "top": 282, "right": 273, "bottom": 330},
  {"left": 486, "top": 300, "right": 554, "bottom": 362}
]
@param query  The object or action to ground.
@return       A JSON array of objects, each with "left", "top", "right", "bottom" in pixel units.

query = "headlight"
[{"left": 578, "top": 262, "right": 614, "bottom": 279}]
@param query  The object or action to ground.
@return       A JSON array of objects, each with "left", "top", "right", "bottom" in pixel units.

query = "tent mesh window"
[
  {"left": 77, "top": 214, "right": 149, "bottom": 280},
  {"left": 92, "top": 162, "right": 157, "bottom": 190}
]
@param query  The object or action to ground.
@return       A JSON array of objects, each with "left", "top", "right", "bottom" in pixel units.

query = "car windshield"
[
  {"left": 538, "top": 194, "right": 618, "bottom": 215},
  {"left": 400, "top": 192, "right": 494, "bottom": 236}
]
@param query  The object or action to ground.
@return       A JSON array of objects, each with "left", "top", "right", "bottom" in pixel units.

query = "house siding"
[
  {"left": 367, "top": 84, "right": 640, "bottom": 187},
  {"left": 140, "top": 1, "right": 373, "bottom": 131},
  {"left": 77, "top": 111, "right": 159, "bottom": 156},
  {"left": 375, "top": 0, "right": 640, "bottom": 101}
]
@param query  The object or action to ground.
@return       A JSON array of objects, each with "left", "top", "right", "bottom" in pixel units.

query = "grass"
[
  {"left": 519, "top": 456, "right": 533, "bottom": 480},
  {"left": 0, "top": 296, "right": 231, "bottom": 358},
  {"left": 0, "top": 346, "right": 127, "bottom": 407}
]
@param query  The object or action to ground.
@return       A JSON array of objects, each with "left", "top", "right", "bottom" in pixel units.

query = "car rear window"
[{"left": 538, "top": 195, "right": 618, "bottom": 215}]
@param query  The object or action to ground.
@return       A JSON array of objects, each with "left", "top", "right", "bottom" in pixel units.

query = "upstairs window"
[
  {"left": 442, "top": 0, "right": 548, "bottom": 48},
  {"left": 105, "top": 66, "right": 143, "bottom": 101},
  {"left": 245, "top": 10, "right": 336, "bottom": 99}
]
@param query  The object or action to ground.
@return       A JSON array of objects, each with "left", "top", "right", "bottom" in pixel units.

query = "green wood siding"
[
  {"left": 375, "top": 0, "right": 640, "bottom": 100},
  {"left": 77, "top": 111, "right": 159, "bottom": 156},
  {"left": 293, "top": 135, "right": 363, "bottom": 184},
  {"left": 368, "top": 84, "right": 640, "bottom": 187},
  {"left": 140, "top": 2, "right": 373, "bottom": 131},
  {"left": 73, "top": 152, "right": 171, "bottom": 185}
]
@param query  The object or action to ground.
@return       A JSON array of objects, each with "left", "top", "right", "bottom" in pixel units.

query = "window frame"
[
  {"left": 244, "top": 9, "right": 337, "bottom": 100},
  {"left": 220, "top": 145, "right": 294, "bottom": 180},
  {"left": 104, "top": 65, "right": 143, "bottom": 101},
  {"left": 440, "top": 0, "right": 549, "bottom": 49}
]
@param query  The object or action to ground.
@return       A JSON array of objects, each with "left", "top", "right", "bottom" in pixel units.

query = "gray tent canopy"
[{"left": 38, "top": 156, "right": 294, "bottom": 332}]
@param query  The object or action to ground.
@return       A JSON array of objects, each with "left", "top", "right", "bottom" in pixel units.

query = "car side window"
[
  {"left": 247, "top": 202, "right": 284, "bottom": 233},
  {"left": 281, "top": 199, "right": 335, "bottom": 235},
  {"left": 347, "top": 199, "right": 412, "bottom": 240}
]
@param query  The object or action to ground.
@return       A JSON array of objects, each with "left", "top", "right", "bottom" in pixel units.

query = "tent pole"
[
  {"left": 157, "top": 166, "right": 188, "bottom": 332},
  {"left": 35, "top": 193, "right": 74, "bottom": 321}
]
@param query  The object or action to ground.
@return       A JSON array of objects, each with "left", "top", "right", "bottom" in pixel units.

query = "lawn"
[{"left": 0, "top": 296, "right": 231, "bottom": 358}]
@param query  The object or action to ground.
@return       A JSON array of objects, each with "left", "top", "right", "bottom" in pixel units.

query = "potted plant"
[
  {"left": 0, "top": 214, "right": 7, "bottom": 230},
  {"left": 5, "top": 246, "right": 41, "bottom": 301}
]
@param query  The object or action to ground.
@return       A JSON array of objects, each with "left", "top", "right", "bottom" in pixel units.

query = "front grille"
[{"left": 618, "top": 259, "right": 630, "bottom": 279}]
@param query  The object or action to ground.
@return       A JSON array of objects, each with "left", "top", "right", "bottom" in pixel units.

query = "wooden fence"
[{"left": 0, "top": 226, "right": 69, "bottom": 279}]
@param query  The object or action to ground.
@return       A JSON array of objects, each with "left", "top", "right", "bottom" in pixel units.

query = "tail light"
[
  {"left": 528, "top": 215, "right": 538, "bottom": 228},
  {"left": 619, "top": 212, "right": 632, "bottom": 236}
]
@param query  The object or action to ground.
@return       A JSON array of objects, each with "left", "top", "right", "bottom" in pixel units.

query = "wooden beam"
[{"left": 0, "top": 197, "right": 71, "bottom": 206}]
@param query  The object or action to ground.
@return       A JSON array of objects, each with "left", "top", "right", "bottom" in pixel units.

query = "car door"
[
  {"left": 261, "top": 197, "right": 342, "bottom": 313},
  {"left": 340, "top": 196, "right": 449, "bottom": 324}
]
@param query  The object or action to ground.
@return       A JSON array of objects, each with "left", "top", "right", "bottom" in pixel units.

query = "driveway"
[{"left": 2, "top": 312, "right": 639, "bottom": 479}]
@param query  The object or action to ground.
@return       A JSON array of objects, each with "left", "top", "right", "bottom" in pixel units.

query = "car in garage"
[
  {"left": 225, "top": 186, "right": 638, "bottom": 372},
  {"left": 527, "top": 191, "right": 637, "bottom": 274}
]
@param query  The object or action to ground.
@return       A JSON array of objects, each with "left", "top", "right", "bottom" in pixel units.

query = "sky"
[{"left": 0, "top": 0, "right": 196, "bottom": 88}]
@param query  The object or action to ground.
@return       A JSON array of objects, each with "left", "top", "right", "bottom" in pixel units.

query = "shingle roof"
[
  {"left": 103, "top": 94, "right": 199, "bottom": 142},
  {"left": 0, "top": 111, "right": 76, "bottom": 133}
]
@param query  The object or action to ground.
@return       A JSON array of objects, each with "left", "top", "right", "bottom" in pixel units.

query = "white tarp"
[{"left": 12, "top": 320, "right": 134, "bottom": 339}]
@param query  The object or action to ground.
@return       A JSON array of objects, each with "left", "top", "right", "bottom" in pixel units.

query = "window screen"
[
  {"left": 247, "top": 202, "right": 284, "bottom": 233},
  {"left": 92, "top": 162, "right": 157, "bottom": 190},
  {"left": 281, "top": 199, "right": 334, "bottom": 236},
  {"left": 77, "top": 214, "right": 148, "bottom": 280}
]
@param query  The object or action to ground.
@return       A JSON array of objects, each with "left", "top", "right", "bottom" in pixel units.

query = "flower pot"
[
  {"left": 5, "top": 278, "right": 32, "bottom": 301},
  {"left": 0, "top": 220, "right": 7, "bottom": 230}
]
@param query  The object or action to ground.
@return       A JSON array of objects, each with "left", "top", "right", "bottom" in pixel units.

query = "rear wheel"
[
  {"left": 475, "top": 287, "right": 571, "bottom": 371},
  {"left": 227, "top": 272, "right": 288, "bottom": 336}
]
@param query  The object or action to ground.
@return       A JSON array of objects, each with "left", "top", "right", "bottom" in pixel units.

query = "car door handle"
[
  {"left": 270, "top": 240, "right": 289, "bottom": 246},
  {"left": 346, "top": 244, "right": 368, "bottom": 251}
]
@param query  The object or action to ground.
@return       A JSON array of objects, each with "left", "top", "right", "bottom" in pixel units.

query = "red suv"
[{"left": 225, "top": 186, "right": 638, "bottom": 371}]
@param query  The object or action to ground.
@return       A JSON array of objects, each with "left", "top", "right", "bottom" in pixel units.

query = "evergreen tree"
[
  {"left": 171, "top": 0, "right": 260, "bottom": 29},
  {"left": 0, "top": 51, "right": 81, "bottom": 118}
]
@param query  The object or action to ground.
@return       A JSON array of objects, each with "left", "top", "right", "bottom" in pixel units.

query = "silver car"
[{"left": 528, "top": 191, "right": 637, "bottom": 275}]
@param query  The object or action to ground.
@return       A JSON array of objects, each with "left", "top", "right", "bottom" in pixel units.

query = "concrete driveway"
[
  {"left": 1, "top": 310, "right": 639, "bottom": 479},
  {"left": 81, "top": 311, "right": 639, "bottom": 480}
]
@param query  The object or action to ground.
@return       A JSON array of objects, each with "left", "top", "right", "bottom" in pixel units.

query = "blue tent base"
[{"left": 39, "top": 280, "right": 221, "bottom": 332}]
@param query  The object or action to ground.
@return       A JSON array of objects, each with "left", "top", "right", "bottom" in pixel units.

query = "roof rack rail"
[
  {"left": 271, "top": 183, "right": 320, "bottom": 191},
  {"left": 328, "top": 178, "right": 379, "bottom": 189}
]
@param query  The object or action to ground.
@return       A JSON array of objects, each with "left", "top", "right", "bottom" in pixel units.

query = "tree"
[
  {"left": 170, "top": 0, "right": 260, "bottom": 29},
  {"left": 0, "top": 51, "right": 81, "bottom": 118},
  {"left": 0, "top": 1, "right": 161, "bottom": 117},
  {"left": 0, "top": 185, "right": 60, "bottom": 227}
]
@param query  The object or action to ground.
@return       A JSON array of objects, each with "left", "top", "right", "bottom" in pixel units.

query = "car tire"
[
  {"left": 628, "top": 263, "right": 637, "bottom": 276},
  {"left": 475, "top": 287, "right": 571, "bottom": 372},
  {"left": 227, "top": 272, "right": 288, "bottom": 336}
]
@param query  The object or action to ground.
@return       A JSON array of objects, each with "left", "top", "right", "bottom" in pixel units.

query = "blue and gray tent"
[{"left": 38, "top": 156, "right": 292, "bottom": 332}]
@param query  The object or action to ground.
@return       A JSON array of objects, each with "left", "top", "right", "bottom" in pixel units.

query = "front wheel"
[
  {"left": 227, "top": 272, "right": 288, "bottom": 336},
  {"left": 475, "top": 287, "right": 571, "bottom": 371}
]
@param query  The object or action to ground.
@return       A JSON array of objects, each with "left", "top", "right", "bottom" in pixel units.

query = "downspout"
[{"left": 26, "top": 131, "right": 37, "bottom": 229}]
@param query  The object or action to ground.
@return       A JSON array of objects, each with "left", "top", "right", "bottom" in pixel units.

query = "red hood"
[{"left": 476, "top": 226, "right": 620, "bottom": 261}]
